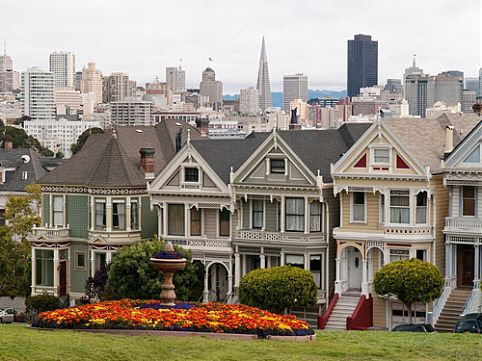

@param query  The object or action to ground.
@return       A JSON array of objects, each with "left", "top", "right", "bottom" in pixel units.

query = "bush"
[
  {"left": 25, "top": 295, "right": 61, "bottom": 315},
  {"left": 85, "top": 264, "right": 111, "bottom": 301},
  {"left": 238, "top": 266, "right": 317, "bottom": 312},
  {"left": 106, "top": 238, "right": 204, "bottom": 301}
]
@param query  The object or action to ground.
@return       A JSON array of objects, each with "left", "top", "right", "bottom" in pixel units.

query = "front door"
[
  {"left": 457, "top": 245, "right": 474, "bottom": 288},
  {"left": 347, "top": 247, "right": 362, "bottom": 290},
  {"left": 59, "top": 261, "right": 67, "bottom": 296}
]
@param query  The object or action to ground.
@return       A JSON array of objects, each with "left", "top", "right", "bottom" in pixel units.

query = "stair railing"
[
  {"left": 463, "top": 288, "right": 481, "bottom": 315},
  {"left": 432, "top": 286, "right": 452, "bottom": 325},
  {"left": 318, "top": 293, "right": 339, "bottom": 329}
]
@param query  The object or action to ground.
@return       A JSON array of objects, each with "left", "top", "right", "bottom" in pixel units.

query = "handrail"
[
  {"left": 432, "top": 285, "right": 452, "bottom": 324},
  {"left": 463, "top": 288, "right": 481, "bottom": 315},
  {"left": 318, "top": 293, "right": 339, "bottom": 329},
  {"left": 346, "top": 295, "right": 373, "bottom": 330}
]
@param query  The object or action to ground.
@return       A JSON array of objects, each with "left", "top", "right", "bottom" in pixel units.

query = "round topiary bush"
[{"left": 238, "top": 265, "right": 317, "bottom": 312}]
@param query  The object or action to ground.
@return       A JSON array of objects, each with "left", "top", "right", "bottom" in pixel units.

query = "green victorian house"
[{"left": 28, "top": 120, "right": 199, "bottom": 301}]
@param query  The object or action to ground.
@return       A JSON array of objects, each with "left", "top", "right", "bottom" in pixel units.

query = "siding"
[
  {"left": 372, "top": 297, "right": 386, "bottom": 327},
  {"left": 66, "top": 195, "right": 89, "bottom": 239},
  {"left": 433, "top": 175, "right": 448, "bottom": 273},
  {"left": 265, "top": 201, "right": 278, "bottom": 231},
  {"left": 242, "top": 201, "right": 249, "bottom": 229},
  {"left": 42, "top": 194, "right": 50, "bottom": 226},
  {"left": 70, "top": 242, "right": 89, "bottom": 294},
  {"left": 204, "top": 209, "right": 217, "bottom": 238},
  {"left": 141, "top": 196, "right": 158, "bottom": 240},
  {"left": 341, "top": 191, "right": 380, "bottom": 231},
  {"left": 324, "top": 189, "right": 339, "bottom": 295}
]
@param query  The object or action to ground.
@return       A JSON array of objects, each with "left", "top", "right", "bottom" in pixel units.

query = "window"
[
  {"left": 416, "top": 192, "right": 427, "bottom": 224},
  {"left": 270, "top": 159, "right": 285, "bottom": 174},
  {"left": 374, "top": 148, "right": 390, "bottom": 164},
  {"left": 380, "top": 194, "right": 385, "bottom": 224},
  {"left": 390, "top": 190, "right": 410, "bottom": 224},
  {"left": 184, "top": 168, "right": 199, "bottom": 182},
  {"left": 190, "top": 208, "right": 201, "bottom": 236},
  {"left": 462, "top": 186, "right": 476, "bottom": 216},
  {"left": 219, "top": 208, "right": 230, "bottom": 237},
  {"left": 286, "top": 254, "right": 304, "bottom": 268},
  {"left": 310, "top": 255, "right": 322, "bottom": 288},
  {"left": 352, "top": 192, "right": 366, "bottom": 222},
  {"left": 130, "top": 199, "right": 139, "bottom": 230},
  {"left": 0, "top": 209, "right": 5, "bottom": 226},
  {"left": 285, "top": 198, "right": 304, "bottom": 232},
  {"left": 252, "top": 200, "right": 263, "bottom": 229},
  {"left": 95, "top": 252, "right": 107, "bottom": 271},
  {"left": 95, "top": 199, "right": 106, "bottom": 230},
  {"left": 75, "top": 251, "right": 86, "bottom": 270},
  {"left": 35, "top": 249, "right": 54, "bottom": 286},
  {"left": 416, "top": 249, "right": 427, "bottom": 261},
  {"left": 310, "top": 201, "right": 322, "bottom": 232},
  {"left": 112, "top": 199, "right": 126, "bottom": 230},
  {"left": 390, "top": 249, "right": 410, "bottom": 262},
  {"left": 168, "top": 204, "right": 185, "bottom": 236},
  {"left": 53, "top": 196, "right": 63, "bottom": 226}
]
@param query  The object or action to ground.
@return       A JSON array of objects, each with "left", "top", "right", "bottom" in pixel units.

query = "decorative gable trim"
[{"left": 444, "top": 121, "right": 482, "bottom": 171}]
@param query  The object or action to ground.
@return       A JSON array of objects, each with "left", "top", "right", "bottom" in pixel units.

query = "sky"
[{"left": 1, "top": 0, "right": 480, "bottom": 94}]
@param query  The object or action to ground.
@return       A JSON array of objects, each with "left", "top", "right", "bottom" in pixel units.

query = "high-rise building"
[
  {"left": 256, "top": 37, "right": 272, "bottom": 111},
  {"left": 199, "top": 67, "right": 223, "bottom": 111},
  {"left": 462, "top": 90, "right": 476, "bottom": 113},
  {"left": 49, "top": 51, "right": 76, "bottom": 88},
  {"left": 283, "top": 74, "right": 308, "bottom": 111},
  {"left": 239, "top": 87, "right": 259, "bottom": 116},
  {"left": 81, "top": 62, "right": 103, "bottom": 105},
  {"left": 21, "top": 67, "right": 55, "bottom": 121},
  {"left": 102, "top": 72, "right": 136, "bottom": 103},
  {"left": 465, "top": 77, "right": 479, "bottom": 93},
  {"left": 403, "top": 55, "right": 424, "bottom": 98},
  {"left": 0, "top": 50, "right": 13, "bottom": 93},
  {"left": 166, "top": 66, "right": 186, "bottom": 93},
  {"left": 54, "top": 87, "right": 81, "bottom": 115},
  {"left": 347, "top": 34, "right": 378, "bottom": 98},
  {"left": 110, "top": 101, "right": 152, "bottom": 126}
]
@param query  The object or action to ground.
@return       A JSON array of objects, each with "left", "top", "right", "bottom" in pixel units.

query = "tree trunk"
[{"left": 407, "top": 302, "right": 412, "bottom": 323}]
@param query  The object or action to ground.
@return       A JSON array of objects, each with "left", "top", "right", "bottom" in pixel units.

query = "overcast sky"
[{"left": 1, "top": 0, "right": 480, "bottom": 93}]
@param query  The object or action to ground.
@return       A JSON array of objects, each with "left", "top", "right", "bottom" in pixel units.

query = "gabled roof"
[
  {"left": 0, "top": 148, "right": 56, "bottom": 192},
  {"left": 443, "top": 120, "right": 482, "bottom": 168},
  {"left": 383, "top": 114, "right": 480, "bottom": 174},
  {"left": 39, "top": 120, "right": 201, "bottom": 188}
]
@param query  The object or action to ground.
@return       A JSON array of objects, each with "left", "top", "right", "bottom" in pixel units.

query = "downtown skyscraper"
[
  {"left": 347, "top": 34, "right": 378, "bottom": 98},
  {"left": 49, "top": 51, "right": 76, "bottom": 89},
  {"left": 256, "top": 37, "right": 272, "bottom": 111}
]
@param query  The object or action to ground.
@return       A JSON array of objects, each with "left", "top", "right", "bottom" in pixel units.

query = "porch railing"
[
  {"left": 31, "top": 225, "right": 70, "bottom": 237},
  {"left": 233, "top": 229, "right": 325, "bottom": 243},
  {"left": 166, "top": 236, "right": 231, "bottom": 249},
  {"left": 445, "top": 217, "right": 482, "bottom": 233}
]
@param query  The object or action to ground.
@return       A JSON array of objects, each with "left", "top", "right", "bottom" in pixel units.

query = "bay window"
[
  {"left": 168, "top": 204, "right": 185, "bottom": 236},
  {"left": 379, "top": 194, "right": 385, "bottom": 224},
  {"left": 462, "top": 186, "right": 476, "bottom": 216},
  {"left": 310, "top": 201, "right": 322, "bottom": 232},
  {"left": 285, "top": 198, "right": 304, "bottom": 232},
  {"left": 286, "top": 254, "right": 304, "bottom": 268},
  {"left": 95, "top": 199, "right": 106, "bottom": 230},
  {"left": 52, "top": 195, "right": 63, "bottom": 226},
  {"left": 310, "top": 255, "right": 322, "bottom": 288},
  {"left": 416, "top": 192, "right": 427, "bottom": 224},
  {"left": 112, "top": 199, "right": 126, "bottom": 230},
  {"left": 219, "top": 208, "right": 230, "bottom": 237},
  {"left": 252, "top": 200, "right": 263, "bottom": 229},
  {"left": 35, "top": 249, "right": 54, "bottom": 286},
  {"left": 190, "top": 208, "right": 201, "bottom": 236},
  {"left": 390, "top": 190, "right": 410, "bottom": 224},
  {"left": 352, "top": 192, "right": 366, "bottom": 222},
  {"left": 130, "top": 198, "right": 139, "bottom": 230}
]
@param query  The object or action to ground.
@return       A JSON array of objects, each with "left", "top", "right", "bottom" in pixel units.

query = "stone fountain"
[{"left": 149, "top": 242, "right": 187, "bottom": 306}]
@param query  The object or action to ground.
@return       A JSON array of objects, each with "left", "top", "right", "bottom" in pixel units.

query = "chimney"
[
  {"left": 175, "top": 128, "right": 182, "bottom": 152},
  {"left": 4, "top": 141, "right": 13, "bottom": 150},
  {"left": 445, "top": 126, "right": 454, "bottom": 154},
  {"left": 139, "top": 147, "right": 155, "bottom": 179}
]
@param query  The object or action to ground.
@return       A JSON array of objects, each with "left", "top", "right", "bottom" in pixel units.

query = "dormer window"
[
  {"left": 270, "top": 159, "right": 285, "bottom": 174},
  {"left": 184, "top": 167, "right": 199, "bottom": 182},
  {"left": 373, "top": 148, "right": 390, "bottom": 164}
]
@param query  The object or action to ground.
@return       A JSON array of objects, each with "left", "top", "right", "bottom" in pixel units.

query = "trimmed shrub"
[
  {"left": 106, "top": 238, "right": 204, "bottom": 301},
  {"left": 25, "top": 294, "right": 61, "bottom": 315},
  {"left": 238, "top": 266, "right": 317, "bottom": 311}
]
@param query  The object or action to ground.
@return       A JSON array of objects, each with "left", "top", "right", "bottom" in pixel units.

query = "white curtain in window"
[
  {"left": 112, "top": 200, "right": 126, "bottom": 230},
  {"left": 95, "top": 201, "right": 106, "bottom": 230},
  {"left": 390, "top": 191, "right": 410, "bottom": 224},
  {"left": 53, "top": 196, "right": 63, "bottom": 226},
  {"left": 310, "top": 201, "right": 321, "bottom": 232},
  {"left": 286, "top": 198, "right": 304, "bottom": 231}
]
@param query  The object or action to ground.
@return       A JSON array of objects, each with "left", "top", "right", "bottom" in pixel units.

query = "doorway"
[
  {"left": 346, "top": 247, "right": 362, "bottom": 290},
  {"left": 457, "top": 245, "right": 474, "bottom": 288}
]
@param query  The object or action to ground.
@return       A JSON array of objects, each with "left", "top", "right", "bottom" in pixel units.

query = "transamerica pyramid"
[{"left": 256, "top": 36, "right": 272, "bottom": 111}]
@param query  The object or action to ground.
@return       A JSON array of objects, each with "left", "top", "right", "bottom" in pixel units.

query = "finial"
[{"left": 165, "top": 241, "right": 174, "bottom": 252}]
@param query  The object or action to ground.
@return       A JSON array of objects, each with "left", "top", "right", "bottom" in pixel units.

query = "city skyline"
[{"left": 0, "top": 0, "right": 480, "bottom": 94}]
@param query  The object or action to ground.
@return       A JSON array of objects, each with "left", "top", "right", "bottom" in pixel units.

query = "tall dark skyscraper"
[{"left": 347, "top": 34, "right": 378, "bottom": 98}]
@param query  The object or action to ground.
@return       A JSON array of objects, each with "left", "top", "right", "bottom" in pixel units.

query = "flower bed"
[{"left": 32, "top": 300, "right": 314, "bottom": 337}]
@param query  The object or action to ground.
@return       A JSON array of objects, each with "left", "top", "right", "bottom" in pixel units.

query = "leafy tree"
[
  {"left": 373, "top": 258, "right": 443, "bottom": 323},
  {"left": 0, "top": 125, "right": 54, "bottom": 156},
  {"left": 70, "top": 127, "right": 104, "bottom": 155},
  {"left": 107, "top": 238, "right": 204, "bottom": 301},
  {"left": 4, "top": 185, "right": 41, "bottom": 240},
  {"left": 238, "top": 266, "right": 317, "bottom": 312},
  {"left": 55, "top": 151, "right": 64, "bottom": 159}
]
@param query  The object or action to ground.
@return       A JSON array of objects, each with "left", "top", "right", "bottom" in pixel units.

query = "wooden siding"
[
  {"left": 265, "top": 200, "right": 278, "bottom": 231},
  {"left": 204, "top": 209, "right": 217, "bottom": 238},
  {"left": 433, "top": 175, "right": 448, "bottom": 272},
  {"left": 341, "top": 191, "right": 381, "bottom": 231},
  {"left": 66, "top": 195, "right": 89, "bottom": 239},
  {"left": 202, "top": 172, "right": 216, "bottom": 188},
  {"left": 372, "top": 296, "right": 386, "bottom": 327},
  {"left": 140, "top": 196, "right": 158, "bottom": 240},
  {"left": 42, "top": 194, "right": 50, "bottom": 226}
]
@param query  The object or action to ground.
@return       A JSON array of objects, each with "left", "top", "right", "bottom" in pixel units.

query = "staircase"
[
  {"left": 435, "top": 288, "right": 471, "bottom": 332},
  {"left": 324, "top": 293, "right": 360, "bottom": 330}
]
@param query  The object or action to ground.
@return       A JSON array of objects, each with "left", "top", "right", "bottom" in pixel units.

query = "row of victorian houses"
[{"left": 27, "top": 113, "right": 482, "bottom": 330}]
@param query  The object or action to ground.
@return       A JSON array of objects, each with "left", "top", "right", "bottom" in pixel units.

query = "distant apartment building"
[
  {"left": 0, "top": 52, "right": 14, "bottom": 93},
  {"left": 239, "top": 87, "right": 259, "bottom": 115},
  {"left": 81, "top": 62, "right": 103, "bottom": 105},
  {"left": 425, "top": 101, "right": 461, "bottom": 119},
  {"left": 55, "top": 87, "right": 81, "bottom": 115},
  {"left": 110, "top": 101, "right": 152, "bottom": 126},
  {"left": 102, "top": 73, "right": 136, "bottom": 103},
  {"left": 199, "top": 67, "right": 223, "bottom": 111},
  {"left": 49, "top": 52, "right": 75, "bottom": 89},
  {"left": 24, "top": 116, "right": 101, "bottom": 157},
  {"left": 166, "top": 66, "right": 186, "bottom": 93},
  {"left": 465, "top": 77, "right": 479, "bottom": 94},
  {"left": 347, "top": 34, "right": 378, "bottom": 98},
  {"left": 283, "top": 74, "right": 308, "bottom": 112},
  {"left": 21, "top": 67, "right": 55, "bottom": 121},
  {"left": 462, "top": 90, "right": 477, "bottom": 113}
]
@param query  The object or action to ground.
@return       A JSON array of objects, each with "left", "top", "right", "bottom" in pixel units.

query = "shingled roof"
[{"left": 39, "top": 120, "right": 201, "bottom": 188}]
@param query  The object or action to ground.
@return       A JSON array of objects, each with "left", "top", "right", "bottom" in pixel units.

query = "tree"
[
  {"left": 4, "top": 184, "right": 41, "bottom": 240},
  {"left": 238, "top": 266, "right": 318, "bottom": 312},
  {"left": 85, "top": 264, "right": 111, "bottom": 301},
  {"left": 106, "top": 238, "right": 204, "bottom": 301},
  {"left": 0, "top": 125, "right": 54, "bottom": 156},
  {"left": 70, "top": 127, "right": 104, "bottom": 155},
  {"left": 373, "top": 258, "right": 443, "bottom": 323},
  {"left": 55, "top": 151, "right": 64, "bottom": 159}
]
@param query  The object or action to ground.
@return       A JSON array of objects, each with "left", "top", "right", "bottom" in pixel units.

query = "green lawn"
[{"left": 1, "top": 324, "right": 482, "bottom": 361}]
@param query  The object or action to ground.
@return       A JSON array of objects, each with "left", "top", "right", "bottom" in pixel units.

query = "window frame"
[
  {"left": 285, "top": 197, "right": 305, "bottom": 232},
  {"left": 351, "top": 192, "right": 366, "bottom": 223},
  {"left": 251, "top": 200, "right": 264, "bottom": 229},
  {"left": 416, "top": 192, "right": 428, "bottom": 224},
  {"left": 270, "top": 159, "right": 286, "bottom": 174},
  {"left": 218, "top": 208, "right": 230, "bottom": 237},
  {"left": 462, "top": 186, "right": 476, "bottom": 217},
  {"left": 389, "top": 190, "right": 411, "bottom": 224},
  {"left": 183, "top": 167, "right": 200, "bottom": 183},
  {"left": 94, "top": 198, "right": 106, "bottom": 231},
  {"left": 112, "top": 198, "right": 126, "bottom": 231},
  {"left": 190, "top": 207, "right": 202, "bottom": 236},
  {"left": 52, "top": 195, "right": 64, "bottom": 227},
  {"left": 75, "top": 251, "right": 86, "bottom": 270},
  {"left": 167, "top": 203, "right": 185, "bottom": 236},
  {"left": 310, "top": 201, "right": 322, "bottom": 232},
  {"left": 130, "top": 198, "right": 139, "bottom": 230}
]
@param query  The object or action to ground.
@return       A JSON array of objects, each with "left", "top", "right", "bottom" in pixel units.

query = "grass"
[{"left": 1, "top": 323, "right": 482, "bottom": 361}]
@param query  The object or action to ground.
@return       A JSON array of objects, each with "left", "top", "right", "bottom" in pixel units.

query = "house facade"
[
  {"left": 148, "top": 124, "right": 371, "bottom": 314},
  {"left": 326, "top": 114, "right": 479, "bottom": 330},
  {"left": 28, "top": 121, "right": 198, "bottom": 300}
]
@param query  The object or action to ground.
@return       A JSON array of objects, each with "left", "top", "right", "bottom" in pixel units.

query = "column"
[
  {"left": 184, "top": 205, "right": 190, "bottom": 238},
  {"left": 234, "top": 253, "right": 241, "bottom": 287},
  {"left": 260, "top": 248, "right": 266, "bottom": 269},
  {"left": 242, "top": 254, "right": 247, "bottom": 276},
  {"left": 304, "top": 253, "right": 309, "bottom": 271},
  {"left": 163, "top": 204, "right": 168, "bottom": 238},
  {"left": 334, "top": 257, "right": 342, "bottom": 294},
  {"left": 53, "top": 248, "right": 60, "bottom": 296},
  {"left": 203, "top": 268, "right": 209, "bottom": 303},
  {"left": 280, "top": 196, "right": 285, "bottom": 232},
  {"left": 157, "top": 206, "right": 162, "bottom": 239},
  {"left": 361, "top": 259, "right": 369, "bottom": 296},
  {"left": 106, "top": 251, "right": 112, "bottom": 265},
  {"left": 445, "top": 243, "right": 451, "bottom": 281},
  {"left": 90, "top": 250, "right": 95, "bottom": 277},
  {"left": 90, "top": 197, "right": 95, "bottom": 231},
  {"left": 227, "top": 274, "right": 233, "bottom": 299},
  {"left": 474, "top": 243, "right": 480, "bottom": 289},
  {"left": 106, "top": 198, "right": 112, "bottom": 232},
  {"left": 280, "top": 251, "right": 285, "bottom": 266},
  {"left": 31, "top": 248, "right": 36, "bottom": 294},
  {"left": 304, "top": 197, "right": 309, "bottom": 234},
  {"left": 126, "top": 197, "right": 131, "bottom": 231}
]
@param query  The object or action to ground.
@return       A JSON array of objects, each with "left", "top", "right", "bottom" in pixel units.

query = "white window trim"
[
  {"left": 415, "top": 191, "right": 429, "bottom": 225},
  {"left": 350, "top": 192, "right": 367, "bottom": 224},
  {"left": 180, "top": 164, "right": 202, "bottom": 186},
  {"left": 217, "top": 207, "right": 231, "bottom": 238},
  {"left": 74, "top": 251, "right": 86, "bottom": 270},
  {"left": 166, "top": 203, "right": 186, "bottom": 237},
  {"left": 387, "top": 189, "right": 411, "bottom": 226},
  {"left": 369, "top": 144, "right": 393, "bottom": 172},
  {"left": 250, "top": 199, "right": 265, "bottom": 229}
]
